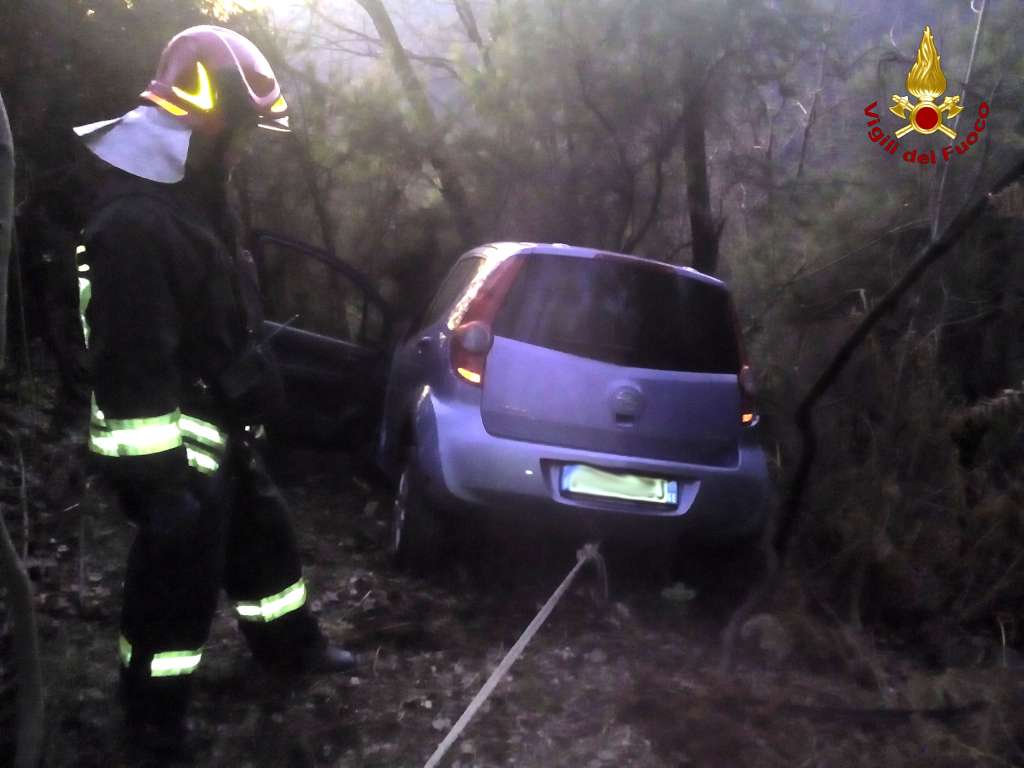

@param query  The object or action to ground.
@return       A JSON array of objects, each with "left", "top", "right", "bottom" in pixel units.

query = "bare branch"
[
  {"left": 0, "top": 91, "right": 11, "bottom": 367},
  {"left": 623, "top": 108, "right": 689, "bottom": 253},
  {"left": 623, "top": 154, "right": 665, "bottom": 253},
  {"left": 0, "top": 433, "right": 45, "bottom": 768},
  {"left": 246, "top": 24, "right": 341, "bottom": 254},
  {"left": 959, "top": 551, "right": 1024, "bottom": 623},
  {"left": 453, "top": 0, "right": 492, "bottom": 73},
  {"left": 774, "top": 151, "right": 1024, "bottom": 566},
  {"left": 307, "top": 10, "right": 463, "bottom": 80},
  {"left": 797, "top": 41, "right": 827, "bottom": 179}
]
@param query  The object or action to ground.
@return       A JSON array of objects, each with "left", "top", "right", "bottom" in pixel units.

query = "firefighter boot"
[
  {"left": 119, "top": 667, "right": 193, "bottom": 759},
  {"left": 240, "top": 605, "right": 357, "bottom": 673}
]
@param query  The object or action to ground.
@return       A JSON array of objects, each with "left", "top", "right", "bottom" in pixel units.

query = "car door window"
[
  {"left": 415, "top": 257, "right": 484, "bottom": 333},
  {"left": 256, "top": 237, "right": 387, "bottom": 346},
  {"left": 363, "top": 300, "right": 386, "bottom": 346}
]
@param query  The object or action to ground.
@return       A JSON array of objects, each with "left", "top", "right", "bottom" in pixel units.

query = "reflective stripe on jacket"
[{"left": 79, "top": 169, "right": 259, "bottom": 485}]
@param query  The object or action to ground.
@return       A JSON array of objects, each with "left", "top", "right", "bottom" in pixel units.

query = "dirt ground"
[{"left": 2, "top": 375, "right": 1023, "bottom": 767}]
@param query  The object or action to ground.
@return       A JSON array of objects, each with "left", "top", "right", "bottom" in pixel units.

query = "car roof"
[{"left": 462, "top": 241, "right": 727, "bottom": 289}]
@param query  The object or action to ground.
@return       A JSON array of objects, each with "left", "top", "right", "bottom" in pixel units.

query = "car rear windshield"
[{"left": 491, "top": 253, "right": 741, "bottom": 373}]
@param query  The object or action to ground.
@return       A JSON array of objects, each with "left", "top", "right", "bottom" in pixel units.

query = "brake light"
[
  {"left": 456, "top": 367, "right": 482, "bottom": 384},
  {"left": 730, "top": 300, "right": 759, "bottom": 427},
  {"left": 738, "top": 363, "right": 758, "bottom": 425},
  {"left": 449, "top": 257, "right": 525, "bottom": 385}
]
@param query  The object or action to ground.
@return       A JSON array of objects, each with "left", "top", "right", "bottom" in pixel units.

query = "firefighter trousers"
[{"left": 116, "top": 438, "right": 324, "bottom": 725}]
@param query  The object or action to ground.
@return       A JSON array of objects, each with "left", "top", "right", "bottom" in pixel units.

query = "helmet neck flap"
[{"left": 74, "top": 105, "right": 192, "bottom": 184}]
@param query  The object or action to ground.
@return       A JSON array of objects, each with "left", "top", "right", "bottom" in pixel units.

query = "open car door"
[{"left": 251, "top": 231, "right": 393, "bottom": 449}]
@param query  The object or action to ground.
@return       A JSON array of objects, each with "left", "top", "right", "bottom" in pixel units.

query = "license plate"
[{"left": 560, "top": 464, "right": 678, "bottom": 505}]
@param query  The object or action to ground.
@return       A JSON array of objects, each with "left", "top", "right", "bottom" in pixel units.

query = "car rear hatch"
[{"left": 479, "top": 252, "right": 742, "bottom": 467}]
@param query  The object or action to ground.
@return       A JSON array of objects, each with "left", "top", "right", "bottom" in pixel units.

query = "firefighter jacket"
[{"left": 77, "top": 168, "right": 278, "bottom": 493}]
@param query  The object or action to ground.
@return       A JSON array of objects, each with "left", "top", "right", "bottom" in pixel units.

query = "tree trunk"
[
  {"left": 0, "top": 93, "right": 13, "bottom": 368},
  {"left": 355, "top": 0, "right": 479, "bottom": 248},
  {"left": 683, "top": 84, "right": 718, "bottom": 275},
  {"left": 0, "top": 446, "right": 45, "bottom": 767}
]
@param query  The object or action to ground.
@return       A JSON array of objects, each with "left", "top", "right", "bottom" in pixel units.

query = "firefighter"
[{"left": 73, "top": 26, "right": 355, "bottom": 750}]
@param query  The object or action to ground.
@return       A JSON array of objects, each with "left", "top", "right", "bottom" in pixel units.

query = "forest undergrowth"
[{"left": 2, "top": 351, "right": 1023, "bottom": 767}]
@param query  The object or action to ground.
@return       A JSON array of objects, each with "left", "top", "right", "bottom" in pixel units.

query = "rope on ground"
[{"left": 422, "top": 542, "right": 605, "bottom": 768}]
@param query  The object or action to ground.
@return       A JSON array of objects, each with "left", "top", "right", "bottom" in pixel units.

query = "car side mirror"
[{"left": 454, "top": 321, "right": 494, "bottom": 355}]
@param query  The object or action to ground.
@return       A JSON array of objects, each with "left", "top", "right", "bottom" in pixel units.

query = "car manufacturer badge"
[{"left": 611, "top": 386, "right": 644, "bottom": 418}]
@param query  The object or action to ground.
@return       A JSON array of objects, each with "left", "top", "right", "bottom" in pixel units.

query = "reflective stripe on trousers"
[
  {"left": 119, "top": 635, "right": 203, "bottom": 678},
  {"left": 118, "top": 579, "right": 307, "bottom": 671},
  {"left": 234, "top": 578, "right": 307, "bottom": 622}
]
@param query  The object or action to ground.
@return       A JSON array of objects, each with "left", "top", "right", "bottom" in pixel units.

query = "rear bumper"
[{"left": 414, "top": 392, "right": 771, "bottom": 546}]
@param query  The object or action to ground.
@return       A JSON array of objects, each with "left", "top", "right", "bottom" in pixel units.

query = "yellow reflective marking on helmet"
[
  {"left": 142, "top": 90, "right": 189, "bottom": 117},
  {"left": 270, "top": 95, "right": 287, "bottom": 113},
  {"left": 172, "top": 61, "right": 215, "bottom": 112},
  {"left": 234, "top": 579, "right": 307, "bottom": 622}
]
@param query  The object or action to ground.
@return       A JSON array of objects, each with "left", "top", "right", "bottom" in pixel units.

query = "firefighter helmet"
[{"left": 141, "top": 25, "right": 289, "bottom": 134}]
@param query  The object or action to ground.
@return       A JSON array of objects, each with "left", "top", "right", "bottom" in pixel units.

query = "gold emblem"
[{"left": 890, "top": 27, "right": 962, "bottom": 139}]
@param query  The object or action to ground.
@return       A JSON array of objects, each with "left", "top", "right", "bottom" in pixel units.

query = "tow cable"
[{"left": 422, "top": 542, "right": 607, "bottom": 768}]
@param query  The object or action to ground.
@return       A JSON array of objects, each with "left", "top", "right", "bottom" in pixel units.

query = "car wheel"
[{"left": 391, "top": 453, "right": 443, "bottom": 574}]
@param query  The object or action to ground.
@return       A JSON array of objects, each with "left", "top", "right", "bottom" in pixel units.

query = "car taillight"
[
  {"left": 739, "top": 364, "right": 759, "bottom": 426},
  {"left": 450, "top": 257, "right": 524, "bottom": 386},
  {"left": 730, "top": 300, "right": 758, "bottom": 427},
  {"left": 454, "top": 366, "right": 482, "bottom": 384},
  {"left": 452, "top": 321, "right": 493, "bottom": 384},
  {"left": 452, "top": 330, "right": 488, "bottom": 384}
]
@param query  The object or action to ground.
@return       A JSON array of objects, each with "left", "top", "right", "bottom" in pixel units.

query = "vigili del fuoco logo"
[{"left": 864, "top": 26, "right": 989, "bottom": 165}]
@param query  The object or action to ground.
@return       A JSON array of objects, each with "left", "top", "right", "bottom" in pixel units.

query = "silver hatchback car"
[{"left": 377, "top": 242, "right": 771, "bottom": 571}]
